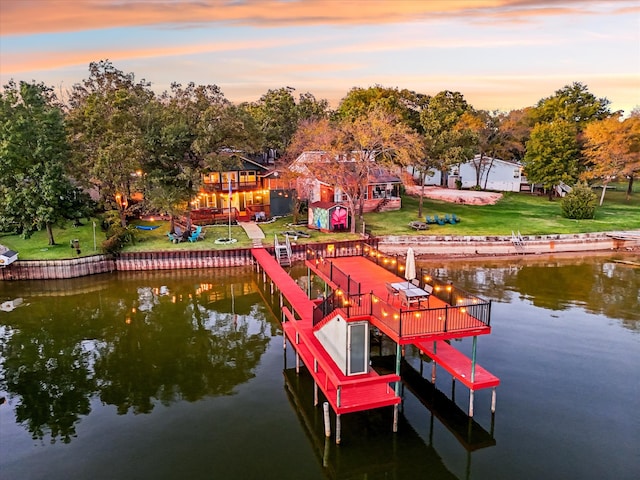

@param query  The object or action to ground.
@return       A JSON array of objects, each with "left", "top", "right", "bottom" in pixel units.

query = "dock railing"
[{"left": 307, "top": 244, "right": 491, "bottom": 335}]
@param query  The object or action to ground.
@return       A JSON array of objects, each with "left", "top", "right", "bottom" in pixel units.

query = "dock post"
[
  {"left": 314, "top": 381, "right": 318, "bottom": 406},
  {"left": 280, "top": 292, "right": 283, "bottom": 308},
  {"left": 323, "top": 402, "right": 331, "bottom": 437},
  {"left": 469, "top": 389, "right": 475, "bottom": 417},
  {"left": 491, "top": 387, "right": 497, "bottom": 413},
  {"left": 336, "top": 414, "right": 341, "bottom": 444},
  {"left": 270, "top": 281, "right": 274, "bottom": 294},
  {"left": 393, "top": 404, "right": 399, "bottom": 432},
  {"left": 394, "top": 343, "right": 402, "bottom": 396},
  {"left": 295, "top": 351, "right": 300, "bottom": 373},
  {"left": 431, "top": 362, "right": 436, "bottom": 384},
  {"left": 471, "top": 336, "right": 477, "bottom": 383}
]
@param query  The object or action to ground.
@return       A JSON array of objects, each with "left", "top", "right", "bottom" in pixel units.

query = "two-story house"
[{"left": 191, "top": 155, "right": 292, "bottom": 223}]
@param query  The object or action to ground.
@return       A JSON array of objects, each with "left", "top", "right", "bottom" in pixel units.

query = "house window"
[
  {"left": 239, "top": 171, "right": 256, "bottom": 185},
  {"left": 205, "top": 173, "right": 220, "bottom": 184},
  {"left": 514, "top": 169, "right": 521, "bottom": 178}
]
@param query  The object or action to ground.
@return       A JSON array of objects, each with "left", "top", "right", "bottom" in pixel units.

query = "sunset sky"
[{"left": 1, "top": 0, "right": 639, "bottom": 114}]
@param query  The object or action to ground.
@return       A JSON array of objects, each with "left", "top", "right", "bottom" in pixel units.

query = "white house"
[
  {"left": 416, "top": 155, "right": 525, "bottom": 192},
  {"left": 458, "top": 155, "right": 524, "bottom": 192}
]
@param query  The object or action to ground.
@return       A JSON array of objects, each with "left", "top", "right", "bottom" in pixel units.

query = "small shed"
[
  {"left": 0, "top": 250, "right": 18, "bottom": 267},
  {"left": 308, "top": 202, "right": 349, "bottom": 231}
]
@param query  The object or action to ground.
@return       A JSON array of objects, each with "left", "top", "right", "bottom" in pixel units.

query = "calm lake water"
[{"left": 1, "top": 254, "right": 638, "bottom": 480}]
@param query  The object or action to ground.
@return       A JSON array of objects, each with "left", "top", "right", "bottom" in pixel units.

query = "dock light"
[
  {"left": 461, "top": 307, "right": 467, "bottom": 314},
  {"left": 382, "top": 310, "right": 388, "bottom": 317},
  {"left": 372, "top": 297, "right": 379, "bottom": 303},
  {"left": 424, "top": 275, "right": 431, "bottom": 282},
  {"left": 327, "top": 244, "right": 335, "bottom": 252},
  {"left": 391, "top": 259, "right": 396, "bottom": 265},
  {"left": 446, "top": 285, "right": 452, "bottom": 292},
  {"left": 336, "top": 289, "right": 342, "bottom": 296},
  {"left": 415, "top": 312, "right": 421, "bottom": 318},
  {"left": 435, "top": 286, "right": 441, "bottom": 292},
  {"left": 399, "top": 265, "right": 404, "bottom": 271},
  {"left": 393, "top": 314, "right": 399, "bottom": 320},
  {"left": 343, "top": 300, "right": 349, "bottom": 306}
]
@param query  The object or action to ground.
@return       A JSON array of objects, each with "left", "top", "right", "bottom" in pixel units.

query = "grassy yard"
[
  {"left": 365, "top": 185, "right": 639, "bottom": 237},
  {"left": 1, "top": 184, "right": 637, "bottom": 260}
]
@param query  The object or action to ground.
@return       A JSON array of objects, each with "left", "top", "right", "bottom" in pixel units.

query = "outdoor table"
[{"left": 390, "top": 282, "right": 432, "bottom": 306}]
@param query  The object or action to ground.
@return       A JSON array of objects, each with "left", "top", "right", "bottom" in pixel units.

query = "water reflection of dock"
[
  {"left": 283, "top": 367, "right": 459, "bottom": 480},
  {"left": 373, "top": 355, "right": 496, "bottom": 452}
]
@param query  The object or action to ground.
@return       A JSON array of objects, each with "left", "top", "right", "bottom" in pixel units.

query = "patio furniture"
[
  {"left": 385, "top": 282, "right": 400, "bottom": 303},
  {"left": 409, "top": 221, "right": 428, "bottom": 231},
  {"left": 434, "top": 215, "right": 446, "bottom": 225},
  {"left": 188, "top": 226, "right": 203, "bottom": 242},
  {"left": 391, "top": 281, "right": 432, "bottom": 307}
]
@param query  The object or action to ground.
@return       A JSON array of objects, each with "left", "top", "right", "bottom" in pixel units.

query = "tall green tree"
[
  {"left": 532, "top": 82, "right": 611, "bottom": 128},
  {"left": 523, "top": 120, "right": 580, "bottom": 200},
  {"left": 247, "top": 87, "right": 330, "bottom": 162},
  {"left": 67, "top": 60, "right": 153, "bottom": 227},
  {"left": 335, "top": 85, "right": 427, "bottom": 133},
  {"left": 0, "top": 80, "right": 87, "bottom": 245},
  {"left": 420, "top": 91, "right": 478, "bottom": 187}
]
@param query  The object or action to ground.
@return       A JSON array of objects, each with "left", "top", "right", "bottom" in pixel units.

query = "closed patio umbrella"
[{"left": 405, "top": 247, "right": 416, "bottom": 288}]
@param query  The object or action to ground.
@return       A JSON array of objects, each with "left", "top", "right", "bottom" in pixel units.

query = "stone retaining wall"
[{"left": 378, "top": 232, "right": 638, "bottom": 256}]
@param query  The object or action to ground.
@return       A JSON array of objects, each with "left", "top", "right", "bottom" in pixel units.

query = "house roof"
[{"left": 291, "top": 151, "right": 401, "bottom": 185}]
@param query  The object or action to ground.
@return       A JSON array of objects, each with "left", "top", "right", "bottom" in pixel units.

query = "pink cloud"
[{"left": 2, "top": 0, "right": 636, "bottom": 36}]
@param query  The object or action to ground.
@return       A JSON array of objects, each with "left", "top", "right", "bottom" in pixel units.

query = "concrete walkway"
[{"left": 238, "top": 221, "right": 265, "bottom": 247}]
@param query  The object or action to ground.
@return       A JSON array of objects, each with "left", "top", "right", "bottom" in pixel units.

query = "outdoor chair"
[
  {"left": 425, "top": 215, "right": 436, "bottom": 224},
  {"left": 385, "top": 283, "right": 399, "bottom": 303},
  {"left": 452, "top": 214, "right": 461, "bottom": 223},
  {"left": 434, "top": 215, "right": 446, "bottom": 225},
  {"left": 168, "top": 226, "right": 183, "bottom": 243},
  {"left": 445, "top": 214, "right": 458, "bottom": 224},
  {"left": 188, "top": 226, "right": 202, "bottom": 243}
]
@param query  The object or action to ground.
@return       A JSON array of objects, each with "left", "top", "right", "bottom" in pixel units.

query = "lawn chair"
[
  {"left": 168, "top": 226, "right": 183, "bottom": 243},
  {"left": 425, "top": 215, "right": 436, "bottom": 224},
  {"left": 188, "top": 226, "right": 202, "bottom": 242},
  {"left": 452, "top": 214, "right": 461, "bottom": 223},
  {"left": 434, "top": 215, "right": 446, "bottom": 225},
  {"left": 445, "top": 214, "right": 458, "bottom": 224}
]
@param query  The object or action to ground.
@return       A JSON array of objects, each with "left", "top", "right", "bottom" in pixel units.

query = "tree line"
[{"left": 1, "top": 60, "right": 638, "bottom": 243}]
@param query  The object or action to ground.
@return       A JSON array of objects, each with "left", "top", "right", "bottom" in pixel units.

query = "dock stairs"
[{"left": 274, "top": 234, "right": 292, "bottom": 266}]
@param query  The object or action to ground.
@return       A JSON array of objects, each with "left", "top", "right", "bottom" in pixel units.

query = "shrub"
[{"left": 561, "top": 182, "right": 597, "bottom": 219}]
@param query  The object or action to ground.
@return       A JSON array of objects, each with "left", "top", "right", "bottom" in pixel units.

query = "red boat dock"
[{"left": 252, "top": 240, "right": 499, "bottom": 443}]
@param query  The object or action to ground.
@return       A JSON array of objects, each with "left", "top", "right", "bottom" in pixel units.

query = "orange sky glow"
[{"left": 1, "top": 0, "right": 638, "bottom": 113}]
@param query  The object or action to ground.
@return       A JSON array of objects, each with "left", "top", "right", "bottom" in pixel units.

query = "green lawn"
[
  {"left": 1, "top": 184, "right": 638, "bottom": 260},
  {"left": 365, "top": 186, "right": 640, "bottom": 237}
]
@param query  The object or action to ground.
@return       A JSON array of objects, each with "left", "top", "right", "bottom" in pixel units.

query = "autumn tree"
[
  {"left": 523, "top": 120, "right": 580, "bottom": 200},
  {"left": 582, "top": 113, "right": 640, "bottom": 204},
  {"left": 66, "top": 60, "right": 153, "bottom": 227},
  {"left": 288, "top": 107, "right": 423, "bottom": 233},
  {"left": 0, "top": 80, "right": 89, "bottom": 245}
]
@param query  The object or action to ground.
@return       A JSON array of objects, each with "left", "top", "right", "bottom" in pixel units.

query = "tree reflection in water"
[{"left": 0, "top": 268, "right": 273, "bottom": 443}]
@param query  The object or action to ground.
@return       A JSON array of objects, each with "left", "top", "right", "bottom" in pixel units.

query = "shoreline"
[{"left": 1, "top": 231, "right": 638, "bottom": 281}]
